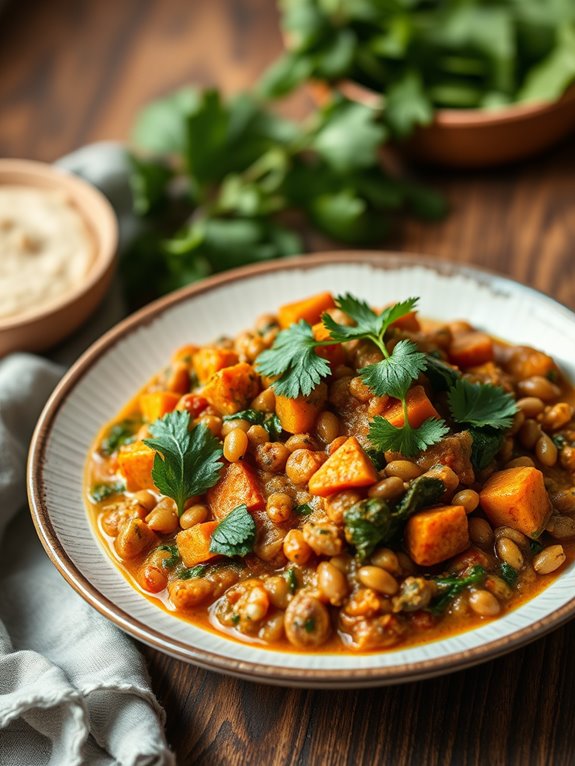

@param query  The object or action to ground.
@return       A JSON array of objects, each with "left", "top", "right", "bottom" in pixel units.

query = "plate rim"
[{"left": 27, "top": 250, "right": 575, "bottom": 687}]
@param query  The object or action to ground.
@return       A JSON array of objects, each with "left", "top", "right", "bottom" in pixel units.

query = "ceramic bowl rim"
[{"left": 27, "top": 251, "right": 575, "bottom": 687}]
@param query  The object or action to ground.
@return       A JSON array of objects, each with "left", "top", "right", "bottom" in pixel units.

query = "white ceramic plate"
[{"left": 28, "top": 252, "right": 575, "bottom": 688}]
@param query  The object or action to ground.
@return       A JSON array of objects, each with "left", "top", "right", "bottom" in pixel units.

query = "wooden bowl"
[
  {"left": 314, "top": 80, "right": 575, "bottom": 169},
  {"left": 0, "top": 159, "right": 118, "bottom": 356}
]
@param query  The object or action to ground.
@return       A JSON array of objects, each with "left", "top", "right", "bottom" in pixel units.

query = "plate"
[{"left": 28, "top": 252, "right": 575, "bottom": 688}]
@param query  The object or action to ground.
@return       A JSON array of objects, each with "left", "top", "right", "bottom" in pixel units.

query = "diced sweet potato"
[
  {"left": 448, "top": 332, "right": 494, "bottom": 368},
  {"left": 278, "top": 292, "right": 335, "bottom": 329},
  {"left": 309, "top": 436, "right": 377, "bottom": 497},
  {"left": 117, "top": 441, "right": 156, "bottom": 492},
  {"left": 176, "top": 522, "right": 219, "bottom": 568},
  {"left": 505, "top": 346, "right": 557, "bottom": 381},
  {"left": 275, "top": 383, "right": 327, "bottom": 434},
  {"left": 139, "top": 391, "right": 181, "bottom": 423},
  {"left": 203, "top": 363, "right": 260, "bottom": 415},
  {"left": 207, "top": 462, "right": 265, "bottom": 520},
  {"left": 416, "top": 431, "right": 475, "bottom": 486},
  {"left": 380, "top": 386, "right": 440, "bottom": 429},
  {"left": 312, "top": 322, "right": 346, "bottom": 368},
  {"left": 193, "top": 347, "right": 239, "bottom": 384},
  {"left": 405, "top": 505, "right": 469, "bottom": 566},
  {"left": 171, "top": 344, "right": 198, "bottom": 365},
  {"left": 479, "top": 467, "right": 552, "bottom": 538}
]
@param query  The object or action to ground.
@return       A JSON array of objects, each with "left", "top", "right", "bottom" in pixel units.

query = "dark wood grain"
[{"left": 2, "top": 1, "right": 575, "bottom": 763}]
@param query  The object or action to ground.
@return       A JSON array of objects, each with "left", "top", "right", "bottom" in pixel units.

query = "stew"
[{"left": 86, "top": 292, "right": 575, "bottom": 652}]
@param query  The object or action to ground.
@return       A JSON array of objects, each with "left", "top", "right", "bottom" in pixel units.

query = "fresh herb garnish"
[
  {"left": 223, "top": 409, "right": 283, "bottom": 440},
  {"left": 143, "top": 411, "right": 223, "bottom": 516},
  {"left": 255, "top": 320, "right": 331, "bottom": 398},
  {"left": 529, "top": 539, "right": 544, "bottom": 555},
  {"left": 430, "top": 566, "right": 486, "bottom": 615},
  {"left": 209, "top": 504, "right": 256, "bottom": 558},
  {"left": 223, "top": 409, "right": 266, "bottom": 425},
  {"left": 469, "top": 427, "right": 505, "bottom": 471},
  {"left": 499, "top": 562, "right": 518, "bottom": 587},
  {"left": 552, "top": 434, "right": 567, "bottom": 449},
  {"left": 343, "top": 477, "right": 443, "bottom": 563},
  {"left": 303, "top": 618, "right": 316, "bottom": 633},
  {"left": 448, "top": 379, "right": 518, "bottom": 430},
  {"left": 264, "top": 413, "right": 283, "bottom": 440},
  {"left": 158, "top": 544, "right": 180, "bottom": 569},
  {"left": 285, "top": 566, "right": 298, "bottom": 594},
  {"left": 294, "top": 503, "right": 313, "bottom": 516},
  {"left": 368, "top": 416, "right": 450, "bottom": 459},
  {"left": 100, "top": 420, "right": 138, "bottom": 455},
  {"left": 89, "top": 481, "right": 126, "bottom": 503},
  {"left": 180, "top": 564, "right": 208, "bottom": 580}
]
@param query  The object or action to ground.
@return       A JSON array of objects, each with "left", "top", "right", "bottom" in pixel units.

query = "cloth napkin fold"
[{"left": 0, "top": 144, "right": 175, "bottom": 765}]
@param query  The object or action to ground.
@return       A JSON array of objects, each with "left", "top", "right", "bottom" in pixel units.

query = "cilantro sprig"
[{"left": 143, "top": 411, "right": 223, "bottom": 516}]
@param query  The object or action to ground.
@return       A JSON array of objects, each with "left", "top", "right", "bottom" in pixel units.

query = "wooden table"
[{"left": 2, "top": 1, "right": 575, "bottom": 763}]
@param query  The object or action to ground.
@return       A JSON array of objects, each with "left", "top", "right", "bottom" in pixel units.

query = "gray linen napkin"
[{"left": 0, "top": 144, "right": 175, "bottom": 765}]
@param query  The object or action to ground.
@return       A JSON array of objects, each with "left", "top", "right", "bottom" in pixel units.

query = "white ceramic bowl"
[{"left": 28, "top": 253, "right": 575, "bottom": 688}]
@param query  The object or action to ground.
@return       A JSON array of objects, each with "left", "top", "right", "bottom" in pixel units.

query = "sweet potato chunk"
[
  {"left": 312, "top": 322, "right": 346, "bottom": 368},
  {"left": 176, "top": 522, "right": 219, "bottom": 568},
  {"left": 479, "top": 467, "right": 552, "bottom": 538},
  {"left": 207, "top": 462, "right": 265, "bottom": 520},
  {"left": 117, "top": 441, "right": 156, "bottom": 492},
  {"left": 448, "top": 332, "right": 494, "bottom": 368},
  {"left": 139, "top": 391, "right": 181, "bottom": 422},
  {"left": 505, "top": 346, "right": 557, "bottom": 381},
  {"left": 278, "top": 292, "right": 335, "bottom": 329},
  {"left": 275, "top": 383, "right": 327, "bottom": 434},
  {"left": 193, "top": 347, "right": 239, "bottom": 384},
  {"left": 405, "top": 505, "right": 469, "bottom": 566},
  {"left": 309, "top": 436, "right": 377, "bottom": 497},
  {"left": 380, "top": 386, "right": 440, "bottom": 429},
  {"left": 203, "top": 363, "right": 260, "bottom": 415}
]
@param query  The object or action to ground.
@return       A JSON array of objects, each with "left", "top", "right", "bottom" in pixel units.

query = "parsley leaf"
[
  {"left": 360, "top": 339, "right": 427, "bottom": 399},
  {"left": 448, "top": 379, "right": 517, "bottom": 430},
  {"left": 209, "top": 504, "right": 256, "bottom": 557},
  {"left": 368, "top": 416, "right": 449, "bottom": 458},
  {"left": 255, "top": 320, "right": 331, "bottom": 398},
  {"left": 144, "top": 411, "right": 223, "bottom": 516}
]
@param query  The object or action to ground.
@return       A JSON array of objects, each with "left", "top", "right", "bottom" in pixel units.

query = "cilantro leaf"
[
  {"left": 144, "top": 412, "right": 223, "bottom": 516},
  {"left": 323, "top": 294, "right": 419, "bottom": 343},
  {"left": 209, "top": 504, "right": 256, "bottom": 557},
  {"left": 255, "top": 320, "right": 331, "bottom": 398},
  {"left": 368, "top": 416, "right": 449, "bottom": 458},
  {"left": 360, "top": 339, "right": 427, "bottom": 399},
  {"left": 448, "top": 379, "right": 517, "bottom": 430},
  {"left": 294, "top": 503, "right": 313, "bottom": 516},
  {"left": 158, "top": 544, "right": 180, "bottom": 569}
]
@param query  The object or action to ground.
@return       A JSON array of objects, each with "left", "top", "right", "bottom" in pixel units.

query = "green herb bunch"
[
  {"left": 266, "top": 0, "right": 575, "bottom": 131},
  {"left": 124, "top": 88, "right": 444, "bottom": 303},
  {"left": 256, "top": 293, "right": 517, "bottom": 456}
]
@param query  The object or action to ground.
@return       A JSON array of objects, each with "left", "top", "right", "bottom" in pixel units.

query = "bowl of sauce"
[{"left": 0, "top": 159, "right": 118, "bottom": 356}]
